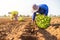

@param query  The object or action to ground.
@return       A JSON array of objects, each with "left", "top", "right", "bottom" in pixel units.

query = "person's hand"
[{"left": 32, "top": 20, "right": 34, "bottom": 23}]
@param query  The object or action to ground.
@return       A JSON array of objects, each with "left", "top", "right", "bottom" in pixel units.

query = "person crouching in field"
[
  {"left": 9, "top": 11, "right": 18, "bottom": 21},
  {"left": 32, "top": 4, "right": 48, "bottom": 25}
]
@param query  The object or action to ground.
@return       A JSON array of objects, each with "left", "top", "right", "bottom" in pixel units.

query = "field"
[{"left": 0, "top": 17, "right": 60, "bottom": 40}]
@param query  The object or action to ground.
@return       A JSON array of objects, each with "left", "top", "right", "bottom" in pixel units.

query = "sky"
[{"left": 0, "top": 0, "right": 60, "bottom": 16}]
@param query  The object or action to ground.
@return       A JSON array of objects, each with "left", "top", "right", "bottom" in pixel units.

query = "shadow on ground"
[
  {"left": 50, "top": 24, "right": 60, "bottom": 29},
  {"left": 37, "top": 28, "right": 57, "bottom": 40},
  {"left": 20, "top": 35, "right": 38, "bottom": 40}
]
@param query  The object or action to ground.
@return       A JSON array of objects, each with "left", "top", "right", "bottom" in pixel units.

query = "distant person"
[
  {"left": 32, "top": 4, "right": 48, "bottom": 23},
  {"left": 9, "top": 11, "right": 18, "bottom": 21}
]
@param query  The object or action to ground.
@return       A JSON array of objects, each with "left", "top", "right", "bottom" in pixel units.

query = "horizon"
[{"left": 0, "top": 0, "right": 60, "bottom": 16}]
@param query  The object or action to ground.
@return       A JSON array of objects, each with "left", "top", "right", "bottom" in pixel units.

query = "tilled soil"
[{"left": 0, "top": 17, "right": 60, "bottom": 40}]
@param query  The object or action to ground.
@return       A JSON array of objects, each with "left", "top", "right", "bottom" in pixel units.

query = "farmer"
[
  {"left": 32, "top": 4, "right": 48, "bottom": 23},
  {"left": 9, "top": 11, "right": 18, "bottom": 21}
]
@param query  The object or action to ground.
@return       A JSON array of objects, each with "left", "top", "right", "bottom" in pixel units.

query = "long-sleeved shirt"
[{"left": 32, "top": 4, "right": 48, "bottom": 20}]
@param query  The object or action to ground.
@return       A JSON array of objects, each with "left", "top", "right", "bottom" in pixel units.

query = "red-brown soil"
[{"left": 0, "top": 17, "right": 60, "bottom": 40}]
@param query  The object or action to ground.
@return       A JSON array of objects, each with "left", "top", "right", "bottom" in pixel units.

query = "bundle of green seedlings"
[{"left": 35, "top": 14, "right": 51, "bottom": 28}]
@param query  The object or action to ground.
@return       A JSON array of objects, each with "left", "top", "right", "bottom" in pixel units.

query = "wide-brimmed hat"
[{"left": 32, "top": 4, "right": 39, "bottom": 10}]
